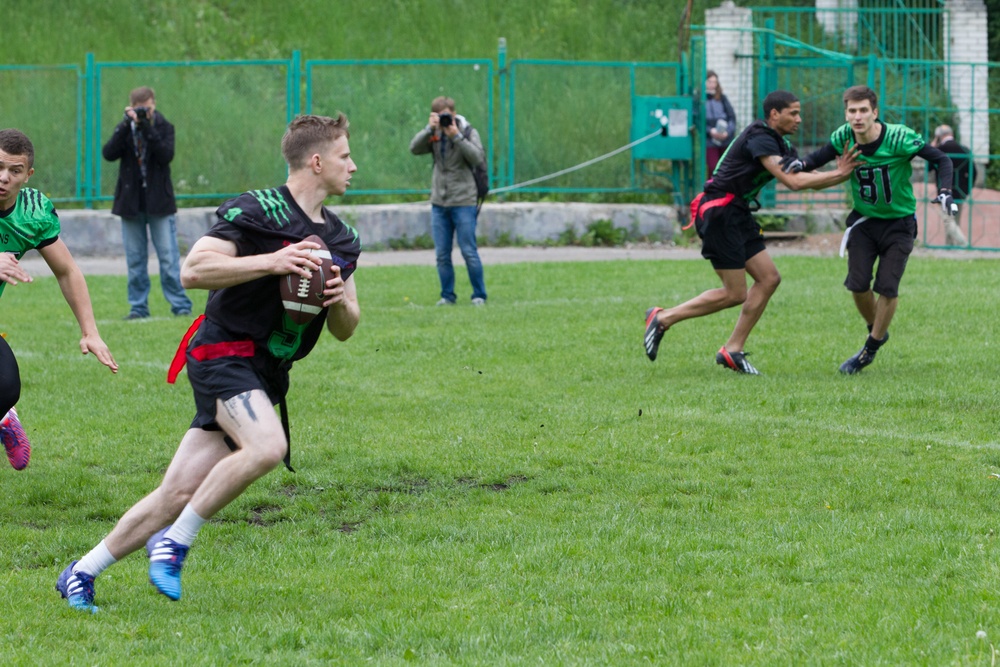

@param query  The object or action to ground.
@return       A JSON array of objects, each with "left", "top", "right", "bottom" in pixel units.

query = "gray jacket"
[{"left": 409, "top": 114, "right": 485, "bottom": 207}]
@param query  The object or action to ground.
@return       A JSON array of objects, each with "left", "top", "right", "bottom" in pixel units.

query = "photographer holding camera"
[
  {"left": 409, "top": 96, "right": 487, "bottom": 306},
  {"left": 103, "top": 86, "right": 192, "bottom": 319}
]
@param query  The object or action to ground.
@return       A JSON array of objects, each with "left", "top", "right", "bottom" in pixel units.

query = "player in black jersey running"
[
  {"left": 644, "top": 91, "right": 859, "bottom": 374},
  {"left": 58, "top": 114, "right": 360, "bottom": 612}
]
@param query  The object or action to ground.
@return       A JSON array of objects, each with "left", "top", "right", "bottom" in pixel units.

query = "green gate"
[{"left": 688, "top": 1, "right": 998, "bottom": 251}]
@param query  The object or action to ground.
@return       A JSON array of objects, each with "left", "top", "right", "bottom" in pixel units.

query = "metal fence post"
[
  {"left": 497, "top": 37, "right": 506, "bottom": 194},
  {"left": 290, "top": 50, "right": 301, "bottom": 122},
  {"left": 84, "top": 52, "right": 96, "bottom": 209}
]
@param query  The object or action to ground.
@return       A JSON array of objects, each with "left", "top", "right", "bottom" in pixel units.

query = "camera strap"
[{"left": 131, "top": 123, "right": 149, "bottom": 188}]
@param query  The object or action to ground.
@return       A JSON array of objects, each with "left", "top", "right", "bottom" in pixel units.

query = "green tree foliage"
[{"left": 987, "top": 0, "right": 1000, "bottom": 63}]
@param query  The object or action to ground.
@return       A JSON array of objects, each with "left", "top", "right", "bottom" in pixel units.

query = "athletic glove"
[
  {"left": 780, "top": 155, "right": 805, "bottom": 174},
  {"left": 936, "top": 189, "right": 958, "bottom": 217}
]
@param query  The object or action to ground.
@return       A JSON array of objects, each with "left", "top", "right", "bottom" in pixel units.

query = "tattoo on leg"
[{"left": 223, "top": 391, "right": 259, "bottom": 427}]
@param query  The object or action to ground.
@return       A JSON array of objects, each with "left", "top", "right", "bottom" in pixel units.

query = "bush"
[{"left": 580, "top": 219, "right": 628, "bottom": 247}]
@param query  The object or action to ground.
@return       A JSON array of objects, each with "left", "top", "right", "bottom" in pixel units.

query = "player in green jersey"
[
  {"left": 0, "top": 129, "right": 118, "bottom": 470},
  {"left": 782, "top": 86, "right": 957, "bottom": 374}
]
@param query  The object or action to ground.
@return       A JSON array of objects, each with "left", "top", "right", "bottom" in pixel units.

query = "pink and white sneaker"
[{"left": 1, "top": 407, "right": 31, "bottom": 470}]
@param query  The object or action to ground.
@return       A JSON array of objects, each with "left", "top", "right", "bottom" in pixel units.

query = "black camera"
[
  {"left": 438, "top": 112, "right": 453, "bottom": 128},
  {"left": 133, "top": 106, "right": 150, "bottom": 120}
]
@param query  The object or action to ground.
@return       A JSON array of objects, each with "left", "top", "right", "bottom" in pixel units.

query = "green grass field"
[{"left": 1, "top": 254, "right": 999, "bottom": 665}]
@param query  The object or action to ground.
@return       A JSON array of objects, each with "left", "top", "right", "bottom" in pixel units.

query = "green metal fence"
[
  {"left": 304, "top": 59, "right": 493, "bottom": 195},
  {"left": 3, "top": 27, "right": 996, "bottom": 250},
  {"left": 688, "top": 2, "right": 998, "bottom": 251},
  {"left": 502, "top": 60, "right": 683, "bottom": 194},
  {"left": 0, "top": 65, "right": 83, "bottom": 202},
  {"left": 3, "top": 51, "right": 683, "bottom": 206},
  {"left": 753, "top": 1, "right": 946, "bottom": 62},
  {"left": 90, "top": 56, "right": 297, "bottom": 206}
]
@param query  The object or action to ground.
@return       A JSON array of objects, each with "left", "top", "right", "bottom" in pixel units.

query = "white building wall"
[
  {"left": 815, "top": 0, "right": 858, "bottom": 51},
  {"left": 944, "top": 0, "right": 989, "bottom": 176},
  {"left": 705, "top": 1, "right": 755, "bottom": 129}
]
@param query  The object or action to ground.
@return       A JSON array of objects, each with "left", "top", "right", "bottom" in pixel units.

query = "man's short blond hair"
[{"left": 281, "top": 113, "right": 350, "bottom": 170}]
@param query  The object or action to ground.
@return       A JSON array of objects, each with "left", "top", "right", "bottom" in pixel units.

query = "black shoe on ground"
[
  {"left": 123, "top": 312, "right": 149, "bottom": 320},
  {"left": 715, "top": 346, "right": 760, "bottom": 375},
  {"left": 644, "top": 308, "right": 666, "bottom": 361},
  {"left": 839, "top": 332, "right": 888, "bottom": 375},
  {"left": 839, "top": 348, "right": 874, "bottom": 375}
]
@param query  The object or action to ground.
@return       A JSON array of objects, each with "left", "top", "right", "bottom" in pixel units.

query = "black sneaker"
[
  {"left": 839, "top": 332, "right": 888, "bottom": 375},
  {"left": 715, "top": 346, "right": 760, "bottom": 375},
  {"left": 644, "top": 308, "right": 666, "bottom": 361},
  {"left": 839, "top": 348, "right": 874, "bottom": 375}
]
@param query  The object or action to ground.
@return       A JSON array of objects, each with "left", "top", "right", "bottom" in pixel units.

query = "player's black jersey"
[
  {"left": 707, "top": 120, "right": 796, "bottom": 205},
  {"left": 201, "top": 186, "right": 362, "bottom": 361}
]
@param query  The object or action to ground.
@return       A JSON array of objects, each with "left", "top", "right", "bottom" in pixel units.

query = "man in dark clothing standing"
[
  {"left": 103, "top": 86, "right": 192, "bottom": 319},
  {"left": 930, "top": 124, "right": 975, "bottom": 246}
]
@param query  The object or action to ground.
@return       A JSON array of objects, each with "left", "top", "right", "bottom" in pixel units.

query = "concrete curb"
[{"left": 55, "top": 201, "right": 680, "bottom": 258}]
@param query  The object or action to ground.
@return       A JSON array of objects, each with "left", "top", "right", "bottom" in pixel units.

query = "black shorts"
[
  {"left": 697, "top": 196, "right": 766, "bottom": 270},
  {"left": 844, "top": 215, "right": 916, "bottom": 298},
  {"left": 185, "top": 324, "right": 290, "bottom": 432}
]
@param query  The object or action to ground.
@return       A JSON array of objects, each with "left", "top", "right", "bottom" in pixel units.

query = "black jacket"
[
  {"left": 932, "top": 138, "right": 976, "bottom": 200},
  {"left": 102, "top": 110, "right": 177, "bottom": 217}
]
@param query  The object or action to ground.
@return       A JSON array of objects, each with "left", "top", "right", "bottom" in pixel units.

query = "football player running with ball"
[
  {"left": 57, "top": 114, "right": 360, "bottom": 612},
  {"left": 0, "top": 129, "right": 118, "bottom": 471},
  {"left": 782, "top": 86, "right": 957, "bottom": 374},
  {"left": 644, "top": 90, "right": 859, "bottom": 375}
]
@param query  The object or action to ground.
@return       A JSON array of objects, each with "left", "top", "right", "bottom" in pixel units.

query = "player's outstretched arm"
[
  {"left": 181, "top": 236, "right": 323, "bottom": 291},
  {"left": 762, "top": 143, "right": 859, "bottom": 191},
  {"left": 324, "top": 272, "right": 359, "bottom": 341},
  {"left": 37, "top": 239, "right": 118, "bottom": 373},
  {"left": 918, "top": 144, "right": 955, "bottom": 193}
]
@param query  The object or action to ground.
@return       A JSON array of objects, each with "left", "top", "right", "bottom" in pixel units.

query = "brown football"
[{"left": 279, "top": 234, "right": 335, "bottom": 325}]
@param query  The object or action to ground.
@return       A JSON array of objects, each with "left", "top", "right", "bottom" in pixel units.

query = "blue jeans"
[
  {"left": 121, "top": 214, "right": 192, "bottom": 316},
  {"left": 431, "top": 205, "right": 487, "bottom": 302}
]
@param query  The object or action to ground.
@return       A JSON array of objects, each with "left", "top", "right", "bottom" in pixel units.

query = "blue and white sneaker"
[
  {"left": 148, "top": 528, "right": 189, "bottom": 601},
  {"left": 55, "top": 561, "right": 98, "bottom": 613}
]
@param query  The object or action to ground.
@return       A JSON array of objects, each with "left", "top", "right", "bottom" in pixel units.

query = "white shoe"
[
  {"left": 471, "top": 298, "right": 486, "bottom": 306},
  {"left": 436, "top": 298, "right": 455, "bottom": 306}
]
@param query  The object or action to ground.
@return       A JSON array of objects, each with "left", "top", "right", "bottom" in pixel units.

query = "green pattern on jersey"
[
  {"left": 831, "top": 122, "right": 924, "bottom": 219},
  {"left": 267, "top": 313, "right": 310, "bottom": 359},
  {"left": 341, "top": 220, "right": 361, "bottom": 248},
  {"left": 0, "top": 188, "right": 60, "bottom": 298},
  {"left": 249, "top": 188, "right": 292, "bottom": 227}
]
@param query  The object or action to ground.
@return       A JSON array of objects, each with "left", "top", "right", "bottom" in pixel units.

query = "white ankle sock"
[
  {"left": 164, "top": 504, "right": 207, "bottom": 547},
  {"left": 74, "top": 540, "right": 117, "bottom": 578}
]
